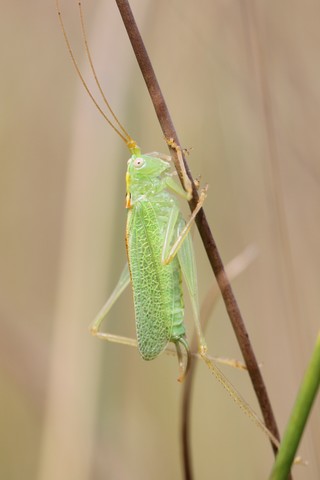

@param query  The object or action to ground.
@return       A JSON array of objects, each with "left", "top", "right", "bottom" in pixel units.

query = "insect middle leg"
[{"left": 147, "top": 141, "right": 193, "bottom": 199}]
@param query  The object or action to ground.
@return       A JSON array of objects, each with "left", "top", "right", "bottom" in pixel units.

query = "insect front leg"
[
  {"left": 162, "top": 185, "right": 207, "bottom": 265},
  {"left": 166, "top": 138, "right": 193, "bottom": 198},
  {"left": 144, "top": 151, "right": 171, "bottom": 162}
]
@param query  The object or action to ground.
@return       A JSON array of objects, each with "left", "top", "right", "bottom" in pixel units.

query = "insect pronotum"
[{"left": 56, "top": 0, "right": 282, "bottom": 449}]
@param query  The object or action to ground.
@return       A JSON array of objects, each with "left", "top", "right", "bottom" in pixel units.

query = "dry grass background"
[{"left": 0, "top": 1, "right": 319, "bottom": 479}]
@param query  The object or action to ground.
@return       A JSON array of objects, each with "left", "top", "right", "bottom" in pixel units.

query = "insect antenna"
[
  {"left": 78, "top": 2, "right": 135, "bottom": 145},
  {"left": 55, "top": 0, "right": 137, "bottom": 150}
]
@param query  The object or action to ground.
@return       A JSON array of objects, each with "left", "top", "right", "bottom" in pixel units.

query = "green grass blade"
[{"left": 269, "top": 333, "right": 320, "bottom": 480}]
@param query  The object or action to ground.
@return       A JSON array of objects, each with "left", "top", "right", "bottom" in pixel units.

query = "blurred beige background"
[{"left": 0, "top": 1, "right": 319, "bottom": 479}]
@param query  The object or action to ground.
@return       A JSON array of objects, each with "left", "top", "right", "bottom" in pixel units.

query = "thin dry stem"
[{"left": 115, "top": 0, "right": 280, "bottom": 463}]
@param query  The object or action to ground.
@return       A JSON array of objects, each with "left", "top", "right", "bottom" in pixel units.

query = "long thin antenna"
[
  {"left": 78, "top": 2, "right": 132, "bottom": 142},
  {"left": 56, "top": 0, "right": 136, "bottom": 149}
]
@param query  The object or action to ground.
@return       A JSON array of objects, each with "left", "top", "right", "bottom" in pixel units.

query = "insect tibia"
[
  {"left": 175, "top": 337, "right": 191, "bottom": 383},
  {"left": 200, "top": 351, "right": 282, "bottom": 450}
]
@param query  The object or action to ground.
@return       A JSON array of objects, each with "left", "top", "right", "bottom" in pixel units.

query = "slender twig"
[{"left": 115, "top": 0, "right": 280, "bottom": 463}]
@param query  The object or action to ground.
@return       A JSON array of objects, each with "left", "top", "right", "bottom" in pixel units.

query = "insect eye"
[{"left": 133, "top": 157, "right": 145, "bottom": 168}]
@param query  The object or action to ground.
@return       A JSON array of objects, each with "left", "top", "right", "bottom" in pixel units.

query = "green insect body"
[
  {"left": 90, "top": 142, "right": 207, "bottom": 380},
  {"left": 126, "top": 151, "right": 188, "bottom": 361}
]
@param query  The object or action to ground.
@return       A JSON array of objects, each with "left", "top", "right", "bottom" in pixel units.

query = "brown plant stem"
[{"left": 115, "top": 0, "right": 280, "bottom": 464}]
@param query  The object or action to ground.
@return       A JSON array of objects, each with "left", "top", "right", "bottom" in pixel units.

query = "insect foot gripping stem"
[
  {"left": 194, "top": 175, "right": 201, "bottom": 190},
  {"left": 175, "top": 337, "right": 191, "bottom": 383}
]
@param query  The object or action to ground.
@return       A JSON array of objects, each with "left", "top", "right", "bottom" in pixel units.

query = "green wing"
[{"left": 126, "top": 201, "right": 174, "bottom": 360}]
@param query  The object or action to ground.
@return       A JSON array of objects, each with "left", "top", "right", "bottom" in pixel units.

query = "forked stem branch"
[{"left": 114, "top": 0, "right": 280, "bottom": 461}]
